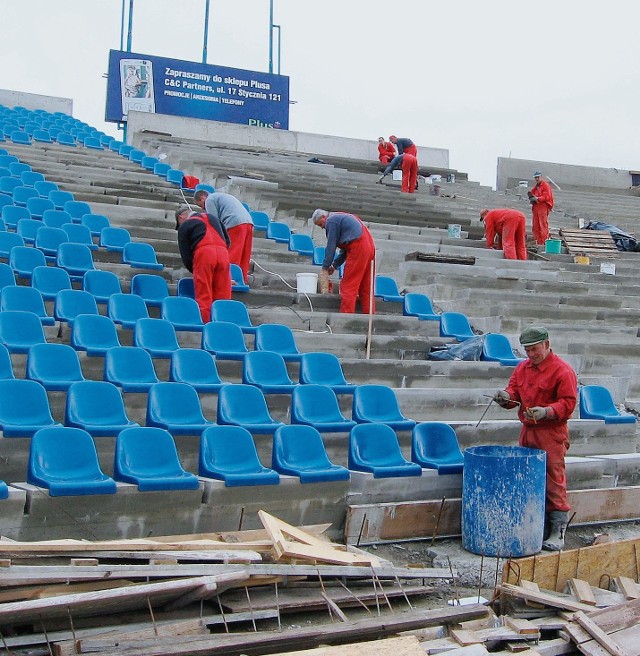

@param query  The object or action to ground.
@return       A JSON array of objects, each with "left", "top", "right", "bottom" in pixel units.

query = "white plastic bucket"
[
  {"left": 392, "top": 170, "right": 402, "bottom": 181},
  {"left": 296, "top": 272, "right": 318, "bottom": 294},
  {"left": 600, "top": 262, "right": 616, "bottom": 276},
  {"left": 448, "top": 224, "right": 461, "bottom": 239}
]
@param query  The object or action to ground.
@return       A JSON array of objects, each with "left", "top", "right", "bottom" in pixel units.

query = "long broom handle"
[{"left": 365, "top": 259, "right": 374, "bottom": 360}]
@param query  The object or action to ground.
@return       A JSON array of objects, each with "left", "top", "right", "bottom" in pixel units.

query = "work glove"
[
  {"left": 319, "top": 269, "right": 330, "bottom": 294},
  {"left": 493, "top": 390, "right": 511, "bottom": 408},
  {"left": 526, "top": 406, "right": 548, "bottom": 422},
  {"left": 530, "top": 197, "right": 538, "bottom": 204}
]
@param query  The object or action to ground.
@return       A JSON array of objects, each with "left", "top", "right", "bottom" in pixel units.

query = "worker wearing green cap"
[{"left": 493, "top": 326, "right": 577, "bottom": 551}]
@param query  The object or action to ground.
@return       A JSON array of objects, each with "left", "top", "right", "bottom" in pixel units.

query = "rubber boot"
[{"left": 542, "top": 511, "right": 569, "bottom": 551}]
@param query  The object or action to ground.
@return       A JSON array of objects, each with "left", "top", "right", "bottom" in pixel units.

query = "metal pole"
[
  {"left": 120, "top": 0, "right": 126, "bottom": 50},
  {"left": 268, "top": 0, "right": 274, "bottom": 73},
  {"left": 126, "top": 0, "right": 134, "bottom": 52},
  {"left": 202, "top": 0, "right": 211, "bottom": 63},
  {"left": 273, "top": 24, "right": 281, "bottom": 75}
]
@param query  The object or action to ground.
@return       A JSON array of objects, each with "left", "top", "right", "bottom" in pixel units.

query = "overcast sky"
[{"left": 2, "top": 0, "right": 638, "bottom": 188}]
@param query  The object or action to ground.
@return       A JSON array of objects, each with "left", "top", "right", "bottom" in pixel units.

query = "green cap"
[{"left": 519, "top": 326, "right": 549, "bottom": 346}]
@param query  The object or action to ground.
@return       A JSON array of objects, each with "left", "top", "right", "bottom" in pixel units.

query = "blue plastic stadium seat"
[
  {"left": 349, "top": 423, "right": 422, "bottom": 478},
  {"left": 16, "top": 218, "right": 44, "bottom": 246},
  {"left": 141, "top": 156, "right": 159, "bottom": 171},
  {"left": 166, "top": 169, "right": 184, "bottom": 185},
  {"left": 161, "top": 296, "right": 204, "bottom": 331},
  {"left": 114, "top": 427, "right": 199, "bottom": 491},
  {"left": 122, "top": 242, "right": 163, "bottom": 270},
  {"left": 312, "top": 246, "right": 326, "bottom": 266},
  {"left": 0, "top": 343, "right": 15, "bottom": 380},
  {"left": 54, "top": 289, "right": 99, "bottom": 326},
  {"left": 56, "top": 242, "right": 95, "bottom": 281},
  {"left": 26, "top": 343, "right": 86, "bottom": 391},
  {"left": 298, "top": 352, "right": 356, "bottom": 395},
  {"left": 230, "top": 263, "right": 249, "bottom": 292},
  {"left": 83, "top": 269, "right": 122, "bottom": 303},
  {"left": 130, "top": 273, "right": 170, "bottom": 307},
  {"left": 9, "top": 244, "right": 47, "bottom": 280},
  {"left": 128, "top": 149, "right": 146, "bottom": 163},
  {"left": 42, "top": 209, "right": 72, "bottom": 229},
  {"left": 107, "top": 293, "right": 150, "bottom": 329},
  {"left": 289, "top": 233, "right": 315, "bottom": 257},
  {"left": 0, "top": 262, "right": 15, "bottom": 289},
  {"left": 440, "top": 312, "right": 475, "bottom": 341},
  {"left": 217, "top": 384, "right": 284, "bottom": 434},
  {"left": 482, "top": 333, "right": 525, "bottom": 367},
  {"left": 177, "top": 277, "right": 194, "bottom": 299},
  {"left": 70, "top": 314, "right": 121, "bottom": 357},
  {"left": 0, "top": 310, "right": 46, "bottom": 353},
  {"left": 83, "top": 136, "right": 103, "bottom": 150},
  {"left": 108, "top": 139, "right": 123, "bottom": 152},
  {"left": 0, "top": 231, "right": 25, "bottom": 259},
  {"left": 403, "top": 292, "right": 440, "bottom": 320},
  {"left": 104, "top": 346, "right": 159, "bottom": 392},
  {"left": 2, "top": 205, "right": 30, "bottom": 231},
  {"left": 100, "top": 226, "right": 131, "bottom": 252},
  {"left": 211, "top": 299, "right": 256, "bottom": 334},
  {"left": 411, "top": 422, "right": 464, "bottom": 474},
  {"left": 170, "top": 348, "right": 228, "bottom": 393},
  {"left": 291, "top": 384, "right": 355, "bottom": 433},
  {"left": 20, "top": 171, "right": 45, "bottom": 187},
  {"left": 0, "top": 379, "right": 61, "bottom": 436},
  {"left": 199, "top": 425, "right": 279, "bottom": 486},
  {"left": 132, "top": 318, "right": 180, "bottom": 358},
  {"left": 272, "top": 425, "right": 350, "bottom": 483},
  {"left": 153, "top": 162, "right": 171, "bottom": 176},
  {"left": 56, "top": 133, "right": 77, "bottom": 147},
  {"left": 0, "top": 176, "right": 21, "bottom": 196},
  {"left": 34, "top": 181, "right": 59, "bottom": 198},
  {"left": 195, "top": 183, "right": 215, "bottom": 194},
  {"left": 32, "top": 129, "right": 52, "bottom": 143},
  {"left": 0, "top": 155, "right": 18, "bottom": 168},
  {"left": 31, "top": 265, "right": 72, "bottom": 301},
  {"left": 99, "top": 134, "right": 115, "bottom": 148},
  {"left": 12, "top": 186, "right": 39, "bottom": 207},
  {"left": 65, "top": 380, "right": 139, "bottom": 436},
  {"left": 352, "top": 385, "right": 416, "bottom": 431},
  {"left": 266, "top": 221, "right": 291, "bottom": 243},
  {"left": 10, "top": 130, "right": 31, "bottom": 145},
  {"left": 579, "top": 385, "right": 637, "bottom": 424},
  {"left": 26, "top": 197, "right": 55, "bottom": 219},
  {"left": 375, "top": 276, "right": 404, "bottom": 303},
  {"left": 48, "top": 190, "right": 75, "bottom": 210},
  {"left": 118, "top": 144, "right": 134, "bottom": 157},
  {"left": 9, "top": 162, "right": 32, "bottom": 177},
  {"left": 0, "top": 285, "right": 54, "bottom": 325},
  {"left": 34, "top": 226, "right": 68, "bottom": 261},
  {"left": 254, "top": 323, "right": 303, "bottom": 362},
  {"left": 28, "top": 427, "right": 115, "bottom": 495},
  {"left": 201, "top": 321, "right": 249, "bottom": 360},
  {"left": 0, "top": 195, "right": 12, "bottom": 214},
  {"left": 61, "top": 222, "right": 97, "bottom": 250},
  {"left": 81, "top": 213, "right": 110, "bottom": 237},
  {"left": 146, "top": 382, "right": 215, "bottom": 435},
  {"left": 243, "top": 351, "right": 297, "bottom": 394},
  {"left": 63, "top": 200, "right": 93, "bottom": 222}
]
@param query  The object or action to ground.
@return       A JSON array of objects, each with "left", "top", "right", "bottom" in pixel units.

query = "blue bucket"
[{"left": 462, "top": 445, "right": 546, "bottom": 557}]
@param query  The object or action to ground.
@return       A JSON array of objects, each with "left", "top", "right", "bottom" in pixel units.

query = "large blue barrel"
[{"left": 462, "top": 445, "right": 546, "bottom": 557}]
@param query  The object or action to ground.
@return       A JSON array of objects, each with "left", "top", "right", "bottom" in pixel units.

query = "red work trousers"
[
  {"left": 519, "top": 423, "right": 570, "bottom": 513},
  {"left": 401, "top": 154, "right": 418, "bottom": 193},
  {"left": 193, "top": 245, "right": 231, "bottom": 322},
  {"left": 338, "top": 229, "right": 376, "bottom": 314},
  {"left": 501, "top": 214, "right": 528, "bottom": 260},
  {"left": 532, "top": 203, "right": 550, "bottom": 245},
  {"left": 228, "top": 223, "right": 253, "bottom": 283}
]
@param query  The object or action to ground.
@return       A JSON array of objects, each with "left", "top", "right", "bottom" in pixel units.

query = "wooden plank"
[
  {"left": 502, "top": 537, "right": 640, "bottom": 593},
  {"left": 573, "top": 611, "right": 630, "bottom": 656},
  {"left": 320, "top": 592, "right": 349, "bottom": 622},
  {"left": 613, "top": 577, "right": 640, "bottom": 600},
  {"left": 499, "top": 583, "right": 598, "bottom": 613},
  {"left": 503, "top": 616, "right": 540, "bottom": 634},
  {"left": 520, "top": 580, "right": 546, "bottom": 609},
  {"left": 569, "top": 579, "right": 597, "bottom": 606},
  {"left": 264, "top": 635, "right": 426, "bottom": 656},
  {"left": 451, "top": 629, "right": 484, "bottom": 646},
  {"left": 346, "top": 488, "right": 640, "bottom": 544}
]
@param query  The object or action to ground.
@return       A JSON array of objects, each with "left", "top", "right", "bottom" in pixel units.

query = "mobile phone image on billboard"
[{"left": 120, "top": 58, "right": 155, "bottom": 118}]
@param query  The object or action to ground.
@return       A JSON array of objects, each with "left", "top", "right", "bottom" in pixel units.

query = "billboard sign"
[{"left": 105, "top": 49, "right": 289, "bottom": 129}]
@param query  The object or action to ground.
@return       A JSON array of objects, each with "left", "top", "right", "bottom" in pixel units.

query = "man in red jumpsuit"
[
  {"left": 529, "top": 171, "right": 554, "bottom": 246},
  {"left": 312, "top": 209, "right": 376, "bottom": 314},
  {"left": 493, "top": 326, "right": 577, "bottom": 551},
  {"left": 176, "top": 204, "right": 231, "bottom": 322},
  {"left": 401, "top": 153, "right": 418, "bottom": 194},
  {"left": 480, "top": 208, "right": 528, "bottom": 260},
  {"left": 377, "top": 137, "right": 395, "bottom": 164}
]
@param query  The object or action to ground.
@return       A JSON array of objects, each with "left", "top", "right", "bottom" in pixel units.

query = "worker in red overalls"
[
  {"left": 377, "top": 137, "right": 396, "bottom": 164},
  {"left": 401, "top": 153, "right": 418, "bottom": 194},
  {"left": 529, "top": 171, "right": 554, "bottom": 246},
  {"left": 175, "top": 204, "right": 231, "bottom": 322},
  {"left": 312, "top": 209, "right": 376, "bottom": 314},
  {"left": 480, "top": 208, "right": 528, "bottom": 260},
  {"left": 493, "top": 326, "right": 577, "bottom": 551}
]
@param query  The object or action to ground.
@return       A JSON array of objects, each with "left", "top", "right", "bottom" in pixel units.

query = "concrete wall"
[
  {"left": 126, "top": 110, "right": 450, "bottom": 169},
  {"left": 0, "top": 89, "right": 73, "bottom": 115},
  {"left": 497, "top": 157, "right": 634, "bottom": 192}
]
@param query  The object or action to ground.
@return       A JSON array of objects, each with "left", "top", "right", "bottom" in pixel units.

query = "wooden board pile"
[
  {"left": 558, "top": 228, "right": 619, "bottom": 259},
  {"left": 0, "top": 511, "right": 479, "bottom": 656}
]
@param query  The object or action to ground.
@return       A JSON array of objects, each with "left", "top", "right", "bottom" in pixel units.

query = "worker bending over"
[
  {"left": 493, "top": 326, "right": 577, "bottom": 551},
  {"left": 480, "top": 208, "right": 528, "bottom": 260},
  {"left": 312, "top": 209, "right": 376, "bottom": 315}
]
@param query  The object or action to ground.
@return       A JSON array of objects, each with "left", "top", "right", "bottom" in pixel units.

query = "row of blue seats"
[{"left": 6, "top": 420, "right": 465, "bottom": 498}]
